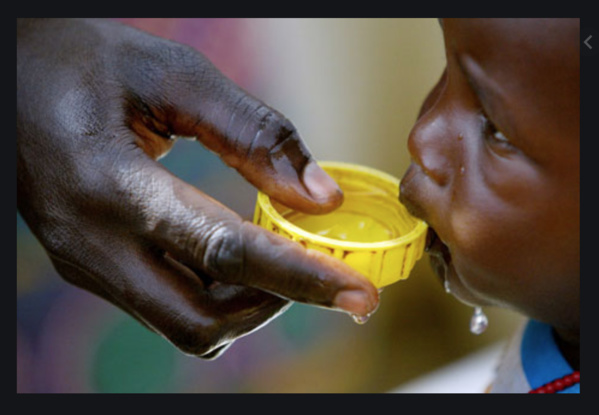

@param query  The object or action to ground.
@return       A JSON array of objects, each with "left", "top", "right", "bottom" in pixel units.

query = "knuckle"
[
  {"left": 202, "top": 221, "right": 244, "bottom": 283},
  {"left": 232, "top": 108, "right": 299, "bottom": 165},
  {"left": 265, "top": 117, "right": 299, "bottom": 155},
  {"left": 268, "top": 116, "right": 296, "bottom": 141},
  {"left": 236, "top": 107, "right": 295, "bottom": 147}
]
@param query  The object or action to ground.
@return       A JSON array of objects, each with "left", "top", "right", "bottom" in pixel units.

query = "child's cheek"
[
  {"left": 447, "top": 208, "right": 480, "bottom": 252},
  {"left": 446, "top": 204, "right": 520, "bottom": 293}
]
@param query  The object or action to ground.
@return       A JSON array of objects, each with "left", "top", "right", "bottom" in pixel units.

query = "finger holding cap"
[
  {"left": 125, "top": 156, "right": 378, "bottom": 317},
  {"left": 122, "top": 40, "right": 343, "bottom": 214}
]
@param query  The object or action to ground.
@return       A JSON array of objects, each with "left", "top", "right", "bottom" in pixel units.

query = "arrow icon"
[{"left": 585, "top": 35, "right": 593, "bottom": 50}]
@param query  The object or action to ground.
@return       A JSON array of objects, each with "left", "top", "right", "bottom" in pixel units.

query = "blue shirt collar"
[{"left": 521, "top": 319, "right": 579, "bottom": 393}]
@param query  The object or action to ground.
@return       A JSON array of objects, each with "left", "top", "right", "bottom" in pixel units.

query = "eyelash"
[{"left": 481, "top": 114, "right": 514, "bottom": 150}]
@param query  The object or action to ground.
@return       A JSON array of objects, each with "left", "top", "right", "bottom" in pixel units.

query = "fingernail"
[
  {"left": 334, "top": 289, "right": 376, "bottom": 316},
  {"left": 302, "top": 162, "right": 343, "bottom": 204}
]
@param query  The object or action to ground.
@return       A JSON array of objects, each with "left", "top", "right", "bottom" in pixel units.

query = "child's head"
[{"left": 400, "top": 19, "right": 579, "bottom": 343}]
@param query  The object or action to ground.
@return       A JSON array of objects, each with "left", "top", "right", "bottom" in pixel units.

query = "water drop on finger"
[{"left": 351, "top": 313, "right": 371, "bottom": 325}]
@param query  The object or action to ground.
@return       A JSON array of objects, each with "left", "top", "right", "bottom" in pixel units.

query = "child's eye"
[{"left": 481, "top": 114, "right": 515, "bottom": 151}]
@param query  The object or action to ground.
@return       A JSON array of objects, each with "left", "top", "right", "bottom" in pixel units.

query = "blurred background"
[{"left": 17, "top": 18, "right": 523, "bottom": 393}]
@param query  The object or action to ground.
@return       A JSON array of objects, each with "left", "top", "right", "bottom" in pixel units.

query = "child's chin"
[{"left": 428, "top": 247, "right": 485, "bottom": 308}]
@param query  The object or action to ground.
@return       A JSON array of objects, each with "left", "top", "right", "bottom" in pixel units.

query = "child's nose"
[{"left": 407, "top": 113, "right": 454, "bottom": 187}]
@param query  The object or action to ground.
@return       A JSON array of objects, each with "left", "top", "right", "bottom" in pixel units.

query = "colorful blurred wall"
[{"left": 17, "top": 18, "right": 523, "bottom": 393}]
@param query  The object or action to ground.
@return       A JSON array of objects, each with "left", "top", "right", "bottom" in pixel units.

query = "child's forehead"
[
  {"left": 445, "top": 19, "right": 579, "bottom": 66},
  {"left": 445, "top": 18, "right": 579, "bottom": 99}
]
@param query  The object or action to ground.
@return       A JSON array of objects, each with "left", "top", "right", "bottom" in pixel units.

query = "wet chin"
[{"left": 428, "top": 254, "right": 482, "bottom": 307}]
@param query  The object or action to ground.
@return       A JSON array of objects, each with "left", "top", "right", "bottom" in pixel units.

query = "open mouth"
[
  {"left": 425, "top": 227, "right": 437, "bottom": 252},
  {"left": 424, "top": 226, "right": 453, "bottom": 292},
  {"left": 425, "top": 226, "right": 452, "bottom": 265}
]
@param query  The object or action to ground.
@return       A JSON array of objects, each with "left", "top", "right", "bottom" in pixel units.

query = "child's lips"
[
  {"left": 425, "top": 227, "right": 437, "bottom": 252},
  {"left": 425, "top": 227, "right": 454, "bottom": 291},
  {"left": 425, "top": 227, "right": 452, "bottom": 264}
]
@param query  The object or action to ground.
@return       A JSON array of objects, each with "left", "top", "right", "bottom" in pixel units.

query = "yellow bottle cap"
[{"left": 253, "top": 161, "right": 428, "bottom": 289}]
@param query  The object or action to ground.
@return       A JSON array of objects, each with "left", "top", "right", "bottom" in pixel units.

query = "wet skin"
[
  {"left": 17, "top": 18, "right": 379, "bottom": 359},
  {"left": 400, "top": 19, "right": 579, "bottom": 369}
]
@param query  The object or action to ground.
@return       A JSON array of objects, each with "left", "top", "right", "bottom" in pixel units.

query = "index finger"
[
  {"left": 120, "top": 38, "right": 343, "bottom": 214},
  {"left": 177, "top": 83, "right": 343, "bottom": 214}
]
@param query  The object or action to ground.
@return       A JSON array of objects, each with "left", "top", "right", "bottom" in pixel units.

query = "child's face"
[{"left": 400, "top": 19, "right": 579, "bottom": 335}]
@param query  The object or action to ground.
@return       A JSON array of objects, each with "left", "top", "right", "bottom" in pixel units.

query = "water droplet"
[
  {"left": 469, "top": 307, "right": 488, "bottom": 335},
  {"left": 444, "top": 279, "right": 451, "bottom": 294},
  {"left": 459, "top": 166, "right": 466, "bottom": 175},
  {"left": 169, "top": 134, "right": 197, "bottom": 142},
  {"left": 351, "top": 313, "right": 371, "bottom": 325}
]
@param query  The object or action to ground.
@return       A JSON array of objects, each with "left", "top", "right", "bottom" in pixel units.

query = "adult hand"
[{"left": 17, "top": 18, "right": 378, "bottom": 358}]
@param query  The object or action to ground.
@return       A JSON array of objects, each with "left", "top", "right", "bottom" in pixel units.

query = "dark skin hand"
[
  {"left": 17, "top": 18, "right": 378, "bottom": 359},
  {"left": 400, "top": 19, "right": 579, "bottom": 369}
]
